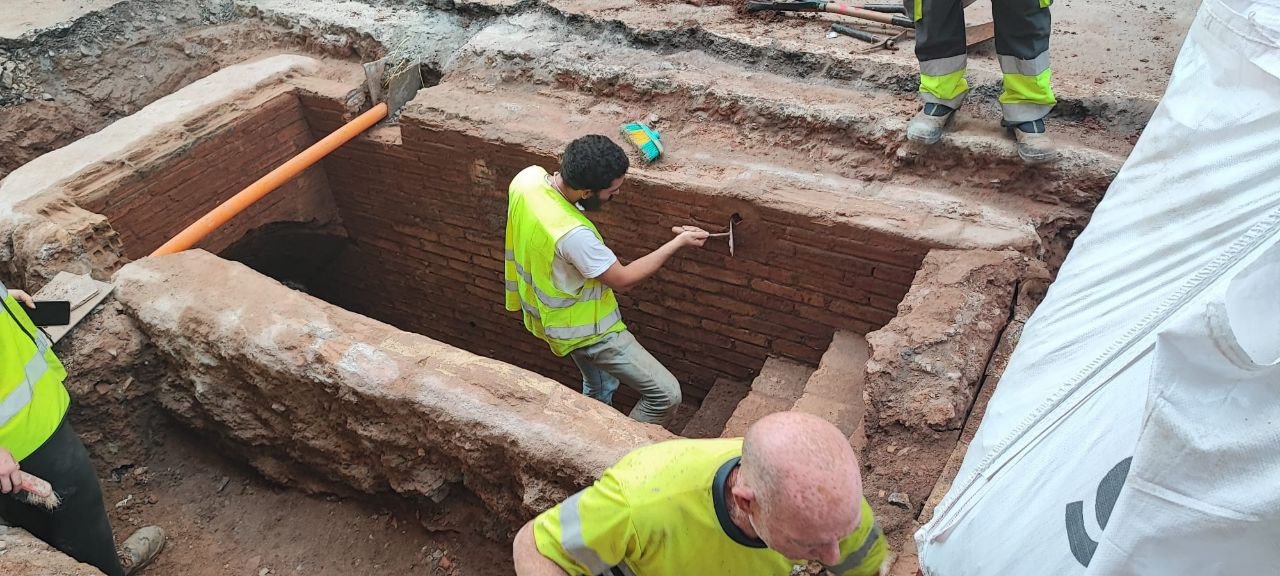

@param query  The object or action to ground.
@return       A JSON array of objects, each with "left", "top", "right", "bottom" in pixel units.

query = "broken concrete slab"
[
  {"left": 917, "top": 261, "right": 1051, "bottom": 525},
  {"left": 859, "top": 248, "right": 1040, "bottom": 543},
  {"left": 113, "top": 250, "right": 673, "bottom": 524}
]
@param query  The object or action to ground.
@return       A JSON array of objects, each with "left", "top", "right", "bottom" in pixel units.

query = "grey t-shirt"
[{"left": 552, "top": 226, "right": 618, "bottom": 293}]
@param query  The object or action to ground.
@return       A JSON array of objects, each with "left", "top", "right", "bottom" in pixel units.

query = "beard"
[{"left": 578, "top": 192, "right": 605, "bottom": 212}]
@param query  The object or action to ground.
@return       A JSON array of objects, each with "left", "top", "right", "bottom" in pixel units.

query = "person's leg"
[
  {"left": 993, "top": 0, "right": 1058, "bottom": 161},
  {"left": 577, "top": 330, "right": 681, "bottom": 424},
  {"left": 570, "top": 347, "right": 621, "bottom": 406},
  {"left": 0, "top": 419, "right": 125, "bottom": 576},
  {"left": 906, "top": 0, "right": 969, "bottom": 143}
]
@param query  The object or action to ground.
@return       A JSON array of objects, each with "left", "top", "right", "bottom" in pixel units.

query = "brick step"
[
  {"left": 681, "top": 378, "right": 751, "bottom": 438},
  {"left": 720, "top": 356, "right": 816, "bottom": 437},
  {"left": 792, "top": 330, "right": 872, "bottom": 451},
  {"left": 665, "top": 399, "right": 702, "bottom": 435}
]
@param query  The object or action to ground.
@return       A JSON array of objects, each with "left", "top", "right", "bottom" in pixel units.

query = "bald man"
[{"left": 513, "top": 412, "right": 887, "bottom": 575}]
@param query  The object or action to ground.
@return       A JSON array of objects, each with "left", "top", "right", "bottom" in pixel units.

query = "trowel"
[{"left": 706, "top": 214, "right": 743, "bottom": 257}]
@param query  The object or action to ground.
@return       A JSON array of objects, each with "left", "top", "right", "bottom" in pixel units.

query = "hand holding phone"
[{"left": 26, "top": 301, "right": 71, "bottom": 327}]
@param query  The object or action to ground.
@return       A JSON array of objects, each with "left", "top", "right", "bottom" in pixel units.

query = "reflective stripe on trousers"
[
  {"left": 919, "top": 53, "right": 969, "bottom": 107},
  {"left": 0, "top": 329, "right": 51, "bottom": 426},
  {"left": 997, "top": 51, "right": 1056, "bottom": 122}
]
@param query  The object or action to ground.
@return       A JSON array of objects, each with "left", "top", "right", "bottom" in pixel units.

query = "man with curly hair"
[{"left": 504, "top": 135, "right": 709, "bottom": 424}]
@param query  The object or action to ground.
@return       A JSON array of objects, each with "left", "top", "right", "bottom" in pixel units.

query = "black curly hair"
[{"left": 560, "top": 135, "right": 630, "bottom": 192}]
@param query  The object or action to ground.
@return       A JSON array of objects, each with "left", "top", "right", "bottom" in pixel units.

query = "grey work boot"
[
  {"left": 1009, "top": 118, "right": 1060, "bottom": 164},
  {"left": 120, "top": 526, "right": 165, "bottom": 575},
  {"left": 906, "top": 103, "right": 956, "bottom": 144}
]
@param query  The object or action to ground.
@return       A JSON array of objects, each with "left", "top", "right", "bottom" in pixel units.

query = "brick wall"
[
  {"left": 301, "top": 96, "right": 929, "bottom": 402},
  {"left": 83, "top": 92, "right": 339, "bottom": 259}
]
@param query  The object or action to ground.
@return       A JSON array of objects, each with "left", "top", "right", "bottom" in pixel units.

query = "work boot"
[
  {"left": 906, "top": 103, "right": 956, "bottom": 144},
  {"left": 1008, "top": 118, "right": 1060, "bottom": 164},
  {"left": 120, "top": 525, "right": 165, "bottom": 575}
]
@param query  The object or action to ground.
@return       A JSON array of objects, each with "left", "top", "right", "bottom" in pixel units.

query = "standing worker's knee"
[{"left": 656, "top": 374, "right": 682, "bottom": 415}]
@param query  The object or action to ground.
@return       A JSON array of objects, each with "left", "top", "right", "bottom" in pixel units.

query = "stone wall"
[
  {"left": 114, "top": 251, "right": 672, "bottom": 524},
  {"left": 858, "top": 249, "right": 1038, "bottom": 541}
]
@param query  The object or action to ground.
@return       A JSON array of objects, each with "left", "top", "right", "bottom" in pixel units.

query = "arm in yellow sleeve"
[{"left": 531, "top": 470, "right": 638, "bottom": 576}]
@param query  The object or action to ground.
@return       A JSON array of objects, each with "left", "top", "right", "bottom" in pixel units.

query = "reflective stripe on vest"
[
  {"left": 827, "top": 521, "right": 883, "bottom": 575},
  {"left": 561, "top": 490, "right": 613, "bottom": 575},
  {"left": 543, "top": 307, "right": 622, "bottom": 341},
  {"left": 507, "top": 251, "right": 607, "bottom": 309},
  {"left": 0, "top": 282, "right": 71, "bottom": 462},
  {"left": 0, "top": 329, "right": 51, "bottom": 426}
]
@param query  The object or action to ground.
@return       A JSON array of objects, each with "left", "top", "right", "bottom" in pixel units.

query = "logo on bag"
[{"left": 1065, "top": 456, "right": 1133, "bottom": 566}]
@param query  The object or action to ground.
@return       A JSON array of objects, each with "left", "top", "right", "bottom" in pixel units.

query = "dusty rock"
[
  {"left": 55, "top": 297, "right": 156, "bottom": 470},
  {"left": 113, "top": 251, "right": 672, "bottom": 525},
  {"left": 917, "top": 262, "right": 1051, "bottom": 525},
  {"left": 888, "top": 492, "right": 911, "bottom": 509},
  {"left": 865, "top": 249, "right": 1033, "bottom": 433},
  {"left": 0, "top": 198, "right": 128, "bottom": 289},
  {"left": 860, "top": 249, "right": 1038, "bottom": 548},
  {"left": 0, "top": 524, "right": 105, "bottom": 575}
]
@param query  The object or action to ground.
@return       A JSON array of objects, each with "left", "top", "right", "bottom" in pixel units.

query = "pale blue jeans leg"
[
  {"left": 568, "top": 330, "right": 682, "bottom": 424},
  {"left": 572, "top": 352, "right": 621, "bottom": 406}
]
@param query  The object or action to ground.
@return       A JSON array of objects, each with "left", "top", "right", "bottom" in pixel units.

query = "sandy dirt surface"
[
  {"left": 578, "top": 0, "right": 1200, "bottom": 105},
  {"left": 97, "top": 425, "right": 511, "bottom": 576}
]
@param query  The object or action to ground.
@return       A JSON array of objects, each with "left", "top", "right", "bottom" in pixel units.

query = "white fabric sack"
[{"left": 916, "top": 0, "right": 1280, "bottom": 573}]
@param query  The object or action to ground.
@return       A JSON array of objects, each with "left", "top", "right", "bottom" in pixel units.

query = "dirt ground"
[{"left": 96, "top": 423, "right": 511, "bottom": 576}]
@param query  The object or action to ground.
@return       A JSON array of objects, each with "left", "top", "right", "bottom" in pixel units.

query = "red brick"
[{"left": 872, "top": 264, "right": 919, "bottom": 285}]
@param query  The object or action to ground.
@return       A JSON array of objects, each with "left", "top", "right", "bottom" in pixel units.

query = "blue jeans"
[{"left": 569, "top": 330, "right": 682, "bottom": 424}]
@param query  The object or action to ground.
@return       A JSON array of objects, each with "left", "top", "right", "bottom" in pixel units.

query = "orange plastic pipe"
[{"left": 151, "top": 102, "right": 389, "bottom": 257}]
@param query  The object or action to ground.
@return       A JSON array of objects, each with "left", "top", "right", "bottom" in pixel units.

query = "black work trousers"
[
  {"left": 0, "top": 418, "right": 125, "bottom": 576},
  {"left": 907, "top": 0, "right": 1057, "bottom": 122}
]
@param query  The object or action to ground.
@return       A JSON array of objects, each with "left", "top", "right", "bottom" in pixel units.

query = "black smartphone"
[{"left": 26, "top": 301, "right": 71, "bottom": 327}]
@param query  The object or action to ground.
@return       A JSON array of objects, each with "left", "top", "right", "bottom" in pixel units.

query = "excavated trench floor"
[{"left": 96, "top": 421, "right": 508, "bottom": 576}]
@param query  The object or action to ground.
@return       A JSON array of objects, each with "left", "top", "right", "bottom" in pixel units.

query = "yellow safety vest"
[
  {"left": 504, "top": 166, "right": 626, "bottom": 356},
  {"left": 532, "top": 438, "right": 888, "bottom": 576},
  {"left": 0, "top": 282, "right": 70, "bottom": 461}
]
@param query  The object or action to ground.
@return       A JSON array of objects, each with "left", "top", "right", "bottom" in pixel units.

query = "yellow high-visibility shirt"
[
  {"left": 533, "top": 438, "right": 887, "bottom": 576},
  {"left": 0, "top": 283, "right": 70, "bottom": 461}
]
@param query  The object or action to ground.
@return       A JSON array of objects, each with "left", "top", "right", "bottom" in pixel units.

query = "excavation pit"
[{"left": 1, "top": 54, "right": 1042, "bottom": 574}]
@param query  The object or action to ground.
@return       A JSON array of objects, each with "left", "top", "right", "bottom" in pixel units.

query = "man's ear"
[{"left": 730, "top": 482, "right": 756, "bottom": 510}]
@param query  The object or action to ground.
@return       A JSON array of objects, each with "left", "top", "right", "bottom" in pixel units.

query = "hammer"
[{"left": 706, "top": 214, "right": 743, "bottom": 257}]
